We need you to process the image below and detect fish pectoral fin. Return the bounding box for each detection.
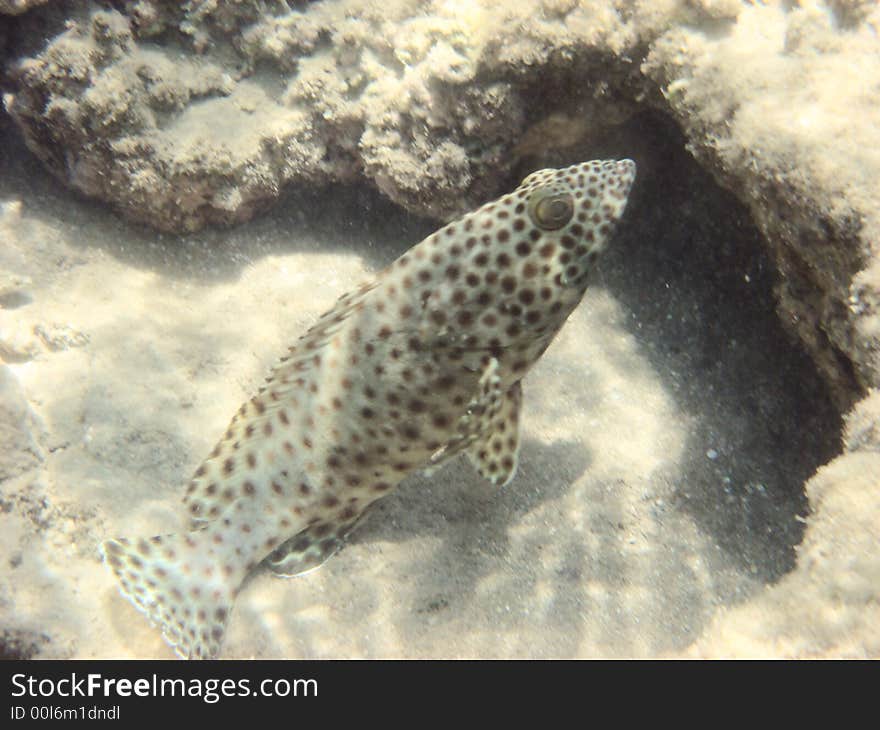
[434,357,503,464]
[465,379,522,487]
[427,358,522,486]
[263,508,370,578]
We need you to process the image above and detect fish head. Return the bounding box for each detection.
[488,159,637,345]
[517,158,636,287]
[411,158,637,380]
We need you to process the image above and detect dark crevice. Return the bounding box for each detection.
[577,110,843,579]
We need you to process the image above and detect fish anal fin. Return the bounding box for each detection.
[264,508,370,577]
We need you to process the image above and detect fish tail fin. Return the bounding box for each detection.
[100,532,236,659]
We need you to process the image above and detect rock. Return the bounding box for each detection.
[2,2,525,229]
[843,387,880,454]
[642,1,880,403]
[33,323,89,352]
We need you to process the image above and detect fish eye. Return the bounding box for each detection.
[528,190,573,230]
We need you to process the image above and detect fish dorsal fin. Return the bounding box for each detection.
[465,380,522,487]
[182,281,378,530]
[273,279,378,371]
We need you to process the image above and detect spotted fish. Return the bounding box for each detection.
[100,159,637,658]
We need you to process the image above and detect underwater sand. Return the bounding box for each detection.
[0,115,841,658]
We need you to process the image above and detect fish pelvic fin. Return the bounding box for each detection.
[100,531,237,659]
